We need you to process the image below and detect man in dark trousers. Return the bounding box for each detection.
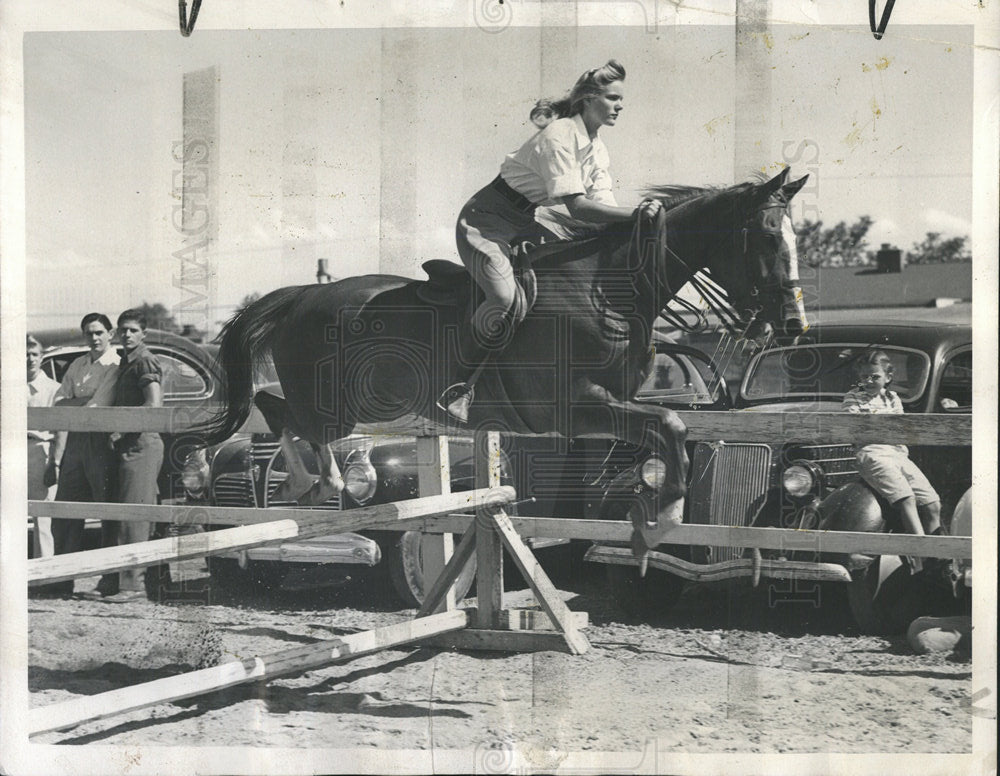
[47,313,120,597]
[96,309,165,603]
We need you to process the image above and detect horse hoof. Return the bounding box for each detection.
[299,481,341,507]
[271,479,315,504]
[637,498,685,549]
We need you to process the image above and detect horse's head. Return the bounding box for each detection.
[646,170,810,347]
[728,169,810,345]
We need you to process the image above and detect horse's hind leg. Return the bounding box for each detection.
[295,442,346,506]
[255,392,318,504]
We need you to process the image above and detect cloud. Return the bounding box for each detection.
[923,208,972,237]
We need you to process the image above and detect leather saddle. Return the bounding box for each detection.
[415,240,545,313]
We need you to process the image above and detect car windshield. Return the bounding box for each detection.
[741,344,932,404]
[636,351,723,406]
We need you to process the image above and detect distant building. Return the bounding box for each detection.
[316,258,333,284]
[875,243,905,273]
[807,261,971,309]
[180,324,206,343]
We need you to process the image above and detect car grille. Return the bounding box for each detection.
[688,442,771,563]
[212,472,256,507]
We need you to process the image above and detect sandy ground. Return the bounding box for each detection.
[27,552,973,759]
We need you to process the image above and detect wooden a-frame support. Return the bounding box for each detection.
[412,431,589,655]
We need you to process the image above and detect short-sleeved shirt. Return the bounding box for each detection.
[113,344,163,409]
[28,372,60,441]
[55,347,121,407]
[499,114,617,207]
[842,387,907,456]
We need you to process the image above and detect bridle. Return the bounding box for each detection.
[634,199,794,338]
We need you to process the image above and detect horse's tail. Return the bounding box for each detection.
[199,286,304,446]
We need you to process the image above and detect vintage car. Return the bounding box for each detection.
[180,333,728,605]
[30,329,223,559]
[183,427,500,605]
[583,321,972,633]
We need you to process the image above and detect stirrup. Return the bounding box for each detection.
[436,383,474,424]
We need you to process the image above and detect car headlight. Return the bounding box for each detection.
[640,457,668,489]
[182,449,210,497]
[343,460,377,504]
[782,461,821,499]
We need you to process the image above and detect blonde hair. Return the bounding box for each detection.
[530,60,626,128]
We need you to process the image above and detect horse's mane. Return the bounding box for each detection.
[522,179,757,270]
[644,181,755,214]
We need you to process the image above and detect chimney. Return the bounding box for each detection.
[316,258,332,284]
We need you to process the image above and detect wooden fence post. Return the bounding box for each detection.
[474,430,504,629]
[416,434,454,612]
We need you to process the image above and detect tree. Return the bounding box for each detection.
[797,215,874,268]
[238,292,261,310]
[907,232,971,265]
[215,293,262,330]
[133,302,180,332]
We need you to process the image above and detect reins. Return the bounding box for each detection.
[629,200,785,339]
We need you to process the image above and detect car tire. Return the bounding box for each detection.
[606,563,685,617]
[386,530,477,608]
[846,556,914,635]
[848,554,960,635]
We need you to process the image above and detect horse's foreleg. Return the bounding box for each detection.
[569,380,689,572]
[296,442,346,506]
[270,429,319,504]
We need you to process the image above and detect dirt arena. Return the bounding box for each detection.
[27,554,973,758]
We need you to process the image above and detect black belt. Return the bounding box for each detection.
[490,175,537,213]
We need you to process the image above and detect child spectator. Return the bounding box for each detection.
[843,351,943,572]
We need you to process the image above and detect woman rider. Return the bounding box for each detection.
[438,59,662,422]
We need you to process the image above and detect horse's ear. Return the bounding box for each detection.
[751,168,790,204]
[781,174,810,201]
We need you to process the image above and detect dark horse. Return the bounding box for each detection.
[201,169,809,558]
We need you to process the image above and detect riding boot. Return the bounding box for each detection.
[437,291,525,423]
[436,327,510,423]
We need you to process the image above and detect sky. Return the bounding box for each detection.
[23,24,974,331]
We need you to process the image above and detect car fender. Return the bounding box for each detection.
[816,480,890,570]
[817,480,887,534]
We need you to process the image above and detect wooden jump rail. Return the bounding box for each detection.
[24,406,972,736]
[26,504,972,566]
[29,405,973,447]
[26,489,515,586]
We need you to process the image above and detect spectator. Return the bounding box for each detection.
[97,309,164,604]
[26,334,59,559]
[48,313,120,597]
[843,350,943,573]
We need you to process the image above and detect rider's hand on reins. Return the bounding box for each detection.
[636,199,663,220]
